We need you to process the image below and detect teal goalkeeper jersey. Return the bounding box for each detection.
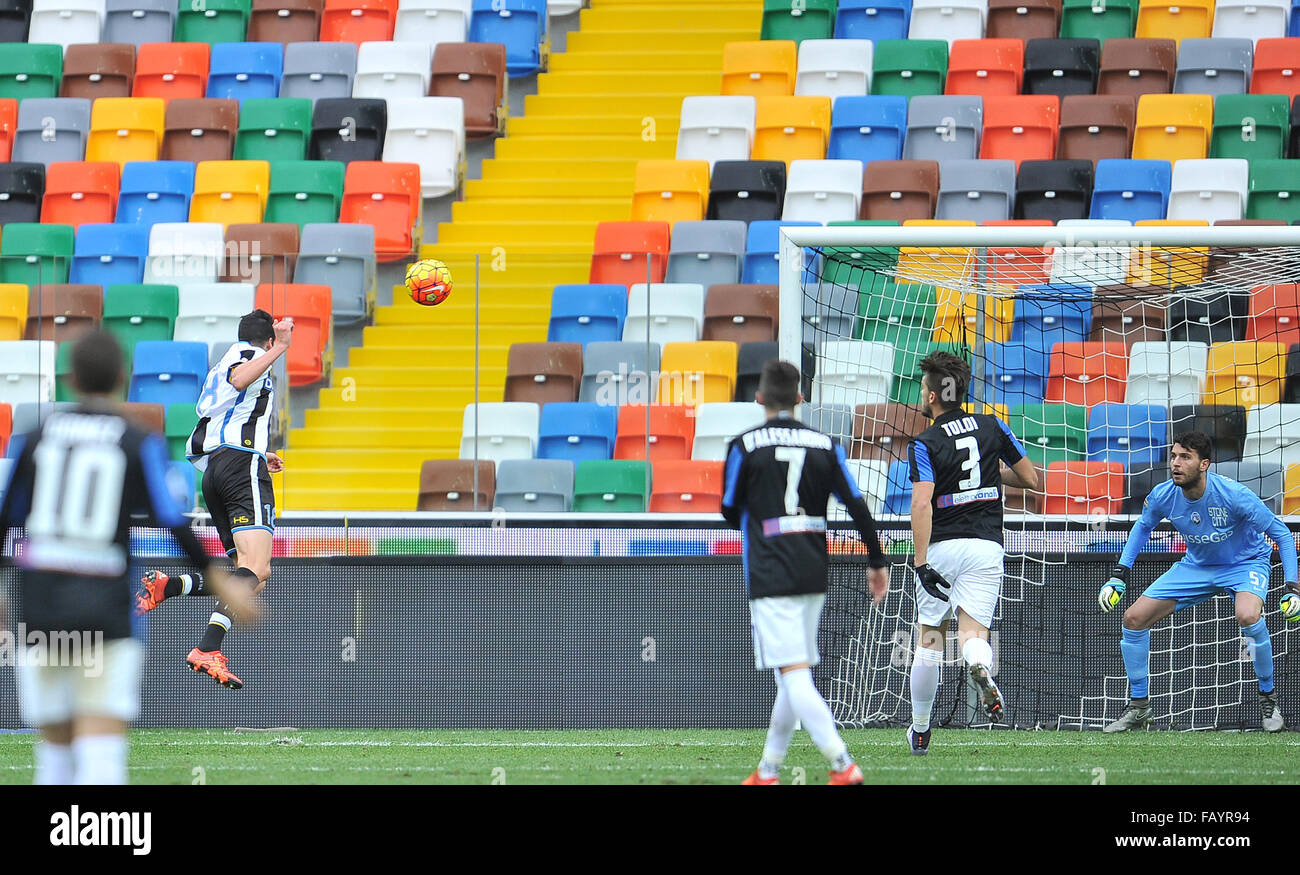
[1121,472,1299,581]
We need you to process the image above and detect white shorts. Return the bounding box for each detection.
[750,593,826,670]
[15,637,142,727]
[915,539,1005,630]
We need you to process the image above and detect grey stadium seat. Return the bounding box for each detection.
[13,99,92,166]
[902,95,982,162]
[1213,460,1283,513]
[1173,38,1253,98]
[579,341,661,404]
[664,220,748,288]
[293,223,377,326]
[935,158,1016,223]
[0,458,12,504]
[802,402,856,444]
[104,0,176,45]
[280,42,359,102]
[12,401,76,435]
[493,459,575,512]
[803,282,858,348]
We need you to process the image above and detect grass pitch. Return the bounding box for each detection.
[0,729,1296,785]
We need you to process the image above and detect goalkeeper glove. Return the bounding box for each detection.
[1281,583,1300,623]
[1098,564,1130,613]
[914,564,952,602]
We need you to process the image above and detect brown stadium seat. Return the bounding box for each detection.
[702,284,778,343]
[861,160,939,222]
[25,284,103,344]
[986,0,1060,40]
[431,42,507,139]
[503,342,583,406]
[224,223,300,285]
[1089,284,1169,347]
[60,44,136,101]
[1206,219,1288,281]
[851,403,929,461]
[1057,95,1136,165]
[418,459,494,511]
[1097,39,1176,98]
[247,0,324,44]
[160,98,239,164]
[121,401,165,434]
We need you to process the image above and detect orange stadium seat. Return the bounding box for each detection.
[255,282,332,385]
[1045,341,1129,406]
[614,404,695,461]
[40,162,120,229]
[752,96,832,166]
[503,342,584,406]
[1042,460,1125,515]
[1248,283,1300,347]
[0,402,10,454]
[980,95,1059,168]
[0,99,15,162]
[630,160,711,226]
[1252,38,1300,99]
[721,40,797,97]
[589,221,671,287]
[945,39,1024,98]
[320,0,397,44]
[132,43,211,103]
[338,161,421,262]
[649,460,724,513]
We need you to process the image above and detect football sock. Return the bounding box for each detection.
[164,572,208,599]
[72,734,127,785]
[910,646,943,733]
[1121,626,1150,700]
[780,668,852,770]
[34,741,73,785]
[962,636,994,670]
[758,670,796,779]
[1242,618,1274,694]
[197,567,259,652]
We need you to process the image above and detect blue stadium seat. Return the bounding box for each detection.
[116,161,195,228]
[548,284,627,346]
[469,0,547,77]
[835,0,912,40]
[884,459,912,514]
[978,341,1049,406]
[166,459,196,512]
[70,223,151,286]
[128,340,209,407]
[1087,403,1168,469]
[827,95,908,163]
[1011,284,1094,351]
[1089,159,1171,223]
[207,42,284,102]
[537,401,618,462]
[742,220,820,285]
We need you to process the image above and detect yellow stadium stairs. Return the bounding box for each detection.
[279,0,761,511]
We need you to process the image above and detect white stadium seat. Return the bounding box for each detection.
[623,283,705,346]
[143,222,224,287]
[691,401,766,460]
[676,96,756,166]
[383,96,466,198]
[459,402,540,462]
[352,41,434,100]
[782,159,864,223]
[795,39,873,99]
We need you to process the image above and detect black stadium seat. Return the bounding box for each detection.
[707,160,786,222]
[309,97,386,164]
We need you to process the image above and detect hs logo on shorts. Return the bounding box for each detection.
[232,515,250,525]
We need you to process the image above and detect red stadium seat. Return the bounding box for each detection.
[1252,39,1300,100]
[41,162,120,229]
[255,282,332,385]
[589,221,670,287]
[1248,283,1300,347]
[614,404,695,461]
[0,402,10,453]
[945,39,1025,98]
[980,95,1059,168]
[649,460,724,512]
[320,0,397,44]
[981,219,1053,286]
[0,99,18,162]
[338,161,421,262]
[1045,341,1128,406]
[1042,460,1125,515]
[132,43,211,103]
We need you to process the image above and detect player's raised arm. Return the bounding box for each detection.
[1099,488,1166,613]
[228,315,293,392]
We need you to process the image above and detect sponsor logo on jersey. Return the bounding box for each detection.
[1210,506,1228,527]
[1191,512,1201,526]
[936,486,1000,508]
[232,515,250,525]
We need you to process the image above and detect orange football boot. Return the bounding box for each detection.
[741,770,780,785]
[186,647,243,690]
[135,570,170,615]
[827,763,864,785]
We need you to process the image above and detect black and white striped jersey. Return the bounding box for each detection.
[187,341,275,472]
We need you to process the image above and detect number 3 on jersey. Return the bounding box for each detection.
[775,446,806,515]
[955,435,981,491]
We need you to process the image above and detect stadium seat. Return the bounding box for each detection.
[143,221,222,286]
[979,341,1049,405]
[741,220,817,285]
[416,459,493,510]
[836,0,913,40]
[1173,38,1252,97]
[1009,401,1088,465]
[70,222,148,286]
[1215,458,1285,510]
[382,96,465,198]
[763,0,835,41]
[1041,460,1125,515]
[115,160,193,227]
[1214,0,1289,37]
[224,222,298,286]
[1167,158,1247,223]
[174,0,250,43]
[101,282,177,366]
[13,98,91,166]
[782,159,863,223]
[337,160,420,261]
[802,402,855,443]
[870,39,948,98]
[861,159,939,221]
[690,401,764,460]
[0,44,60,102]
[1246,159,1300,222]
[1013,283,1094,349]
[28,0,105,48]
[127,339,207,406]
[1014,160,1092,222]
[735,340,777,401]
[1087,402,1167,467]
[132,42,209,102]
[547,284,626,346]
[1168,286,1248,343]
[1056,95,1137,165]
[1132,94,1212,161]
[309,97,386,163]
[795,39,873,100]
[909,0,987,42]
[1251,38,1300,98]
[40,161,119,229]
[492,458,573,512]
[320,0,396,44]
[86,97,164,167]
[1204,340,1288,408]
[0,0,26,41]
[535,401,616,462]
[60,44,134,102]
[1250,283,1300,347]
[721,40,797,98]
[352,40,430,100]
[1136,0,1214,43]
[902,95,982,162]
[752,96,832,167]
[0,161,41,224]
[589,221,670,287]
[247,0,323,44]
[0,223,72,287]
[702,284,779,344]
[827,95,907,163]
[707,160,786,223]
[1089,159,1171,222]
[849,402,928,461]
[1089,285,1168,346]
[614,404,693,460]
[207,42,283,102]
[664,220,746,288]
[255,281,331,384]
[579,341,660,406]
[1097,38,1177,98]
[189,160,270,228]
[467,0,545,77]
[935,158,1015,222]
[173,281,254,348]
[265,159,345,228]
[890,339,969,404]
[159,98,237,163]
[103,0,172,45]
[676,96,755,166]
[659,340,738,406]
[280,41,357,102]
[980,96,1059,167]
[833,459,890,517]
[292,221,374,325]
[1210,95,1289,161]
[1125,340,1208,406]
[648,460,724,513]
[882,457,913,514]
[502,341,582,406]
[1170,402,1246,460]
[858,275,937,349]
[623,283,704,346]
[393,0,470,47]
[233,98,311,163]
[0,340,55,406]
[944,39,1022,99]
[813,340,893,406]
[1023,38,1100,98]
[1243,402,1300,470]
[429,41,505,139]
[987,0,1060,38]
[572,460,649,513]
[0,284,25,340]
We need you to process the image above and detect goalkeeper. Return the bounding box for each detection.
[1098,431,1298,733]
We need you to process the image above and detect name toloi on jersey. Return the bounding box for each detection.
[187,341,275,469]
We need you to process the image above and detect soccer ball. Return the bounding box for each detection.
[405,259,453,306]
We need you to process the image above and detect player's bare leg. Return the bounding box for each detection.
[958,612,1003,723]
[776,661,863,785]
[33,722,74,785]
[1104,595,1176,732]
[1235,591,1283,732]
[188,529,271,689]
[71,715,128,785]
[908,622,945,755]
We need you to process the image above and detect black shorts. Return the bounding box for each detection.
[202,448,276,555]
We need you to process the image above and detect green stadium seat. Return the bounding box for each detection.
[1009,402,1089,466]
[892,341,969,405]
[234,98,314,162]
[1060,0,1137,41]
[265,160,345,228]
[0,44,62,101]
[871,39,947,98]
[857,280,937,351]
[174,0,252,44]
[761,0,836,43]
[102,283,179,370]
[572,459,650,512]
[1210,95,1289,161]
[165,402,198,461]
[1247,159,1300,222]
[0,224,73,288]
[54,340,74,402]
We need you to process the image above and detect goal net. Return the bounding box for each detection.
[778,224,1300,730]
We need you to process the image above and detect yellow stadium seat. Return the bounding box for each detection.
[85,98,165,167]
[1285,464,1300,515]
[1203,341,1288,409]
[721,40,797,97]
[1136,0,1214,45]
[933,286,1014,344]
[752,96,832,166]
[189,160,271,228]
[897,219,975,285]
[0,284,27,341]
[1132,94,1212,162]
[659,340,739,405]
[1128,219,1209,287]
[629,159,711,225]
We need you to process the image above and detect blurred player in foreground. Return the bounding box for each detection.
[0,330,257,783]
[1099,431,1299,733]
[722,360,890,786]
